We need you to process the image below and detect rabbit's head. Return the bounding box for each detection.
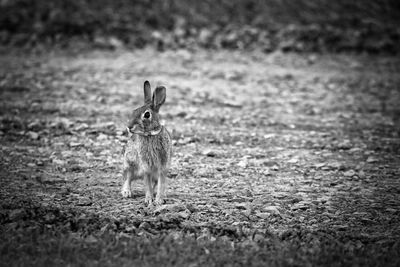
[127,81,166,134]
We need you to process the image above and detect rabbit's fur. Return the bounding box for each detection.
[121,81,172,205]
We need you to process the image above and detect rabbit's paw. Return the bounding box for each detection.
[154,197,165,206]
[121,187,132,198]
[144,195,154,206]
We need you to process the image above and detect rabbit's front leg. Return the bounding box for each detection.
[121,166,133,198]
[144,174,154,205]
[155,171,166,205]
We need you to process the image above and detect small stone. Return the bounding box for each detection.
[328,162,343,170]
[138,222,151,229]
[314,163,326,169]
[221,100,242,108]
[255,212,271,219]
[27,120,41,129]
[177,210,191,219]
[238,160,247,168]
[27,131,39,140]
[61,151,74,157]
[177,137,192,145]
[202,149,217,157]
[271,164,279,171]
[366,156,378,163]
[291,202,310,210]
[343,170,356,177]
[263,168,271,176]
[69,142,82,147]
[349,147,362,153]
[94,36,123,49]
[263,206,281,215]
[357,170,366,178]
[52,159,65,165]
[74,123,89,131]
[263,134,275,139]
[97,133,108,140]
[337,140,352,150]
[234,203,248,210]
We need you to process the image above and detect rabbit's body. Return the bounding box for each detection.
[121,81,172,205]
[123,128,172,177]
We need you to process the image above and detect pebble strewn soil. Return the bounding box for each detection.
[0,49,399,266]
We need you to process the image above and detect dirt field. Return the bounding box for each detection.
[1,49,399,266]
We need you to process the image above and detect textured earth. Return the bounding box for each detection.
[0,49,399,266]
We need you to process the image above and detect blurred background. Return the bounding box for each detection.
[1,0,399,53]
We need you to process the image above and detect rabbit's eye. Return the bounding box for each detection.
[143,110,151,119]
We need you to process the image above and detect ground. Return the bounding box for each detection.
[0,48,399,266]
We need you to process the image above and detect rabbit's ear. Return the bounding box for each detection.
[152,86,166,112]
[144,81,152,104]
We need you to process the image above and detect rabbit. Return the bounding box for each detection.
[121,80,172,206]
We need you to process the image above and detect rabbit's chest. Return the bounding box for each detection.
[124,137,167,175]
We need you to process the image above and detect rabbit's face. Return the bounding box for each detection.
[127,81,166,134]
[128,104,160,133]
